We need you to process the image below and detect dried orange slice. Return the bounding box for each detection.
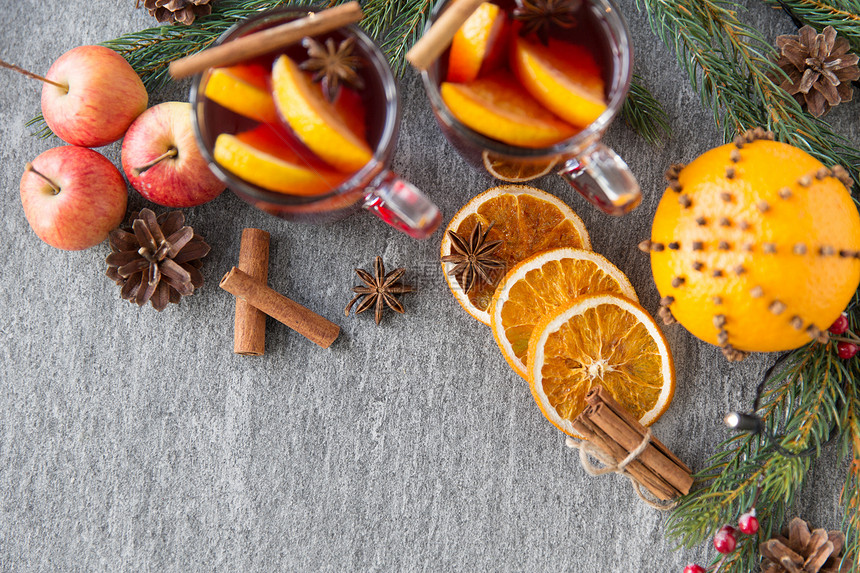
[441,185,590,325]
[271,54,372,172]
[511,36,607,128]
[490,248,637,379]
[527,294,675,436]
[214,125,347,195]
[447,1,507,83]
[440,71,578,148]
[482,151,557,182]
[204,64,279,124]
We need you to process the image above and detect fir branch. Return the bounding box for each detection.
[840,351,860,568]
[25,114,52,139]
[372,0,433,76]
[764,0,860,51]
[621,74,672,145]
[668,342,851,573]
[106,0,320,92]
[635,0,860,183]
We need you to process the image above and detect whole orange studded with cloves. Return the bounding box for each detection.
[641,128,860,361]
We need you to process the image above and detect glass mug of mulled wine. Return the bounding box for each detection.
[190,7,442,239]
[420,0,639,215]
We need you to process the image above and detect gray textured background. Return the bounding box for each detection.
[1,0,857,571]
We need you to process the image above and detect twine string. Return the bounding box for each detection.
[565,430,678,511]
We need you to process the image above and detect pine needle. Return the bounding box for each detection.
[622,74,672,146]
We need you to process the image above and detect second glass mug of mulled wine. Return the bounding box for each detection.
[419,0,639,215]
[190,7,442,239]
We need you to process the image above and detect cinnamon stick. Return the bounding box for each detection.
[406,0,485,71]
[586,386,693,475]
[169,1,364,79]
[589,402,693,496]
[220,267,340,348]
[234,228,270,356]
[575,409,677,501]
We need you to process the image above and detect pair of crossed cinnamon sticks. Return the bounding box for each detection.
[220,228,340,355]
[572,386,693,501]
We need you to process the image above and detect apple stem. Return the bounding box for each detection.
[25,163,61,195]
[0,59,69,93]
[132,147,179,177]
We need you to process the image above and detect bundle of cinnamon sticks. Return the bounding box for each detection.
[572,386,693,501]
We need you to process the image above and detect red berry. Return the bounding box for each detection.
[829,313,849,335]
[738,509,759,535]
[683,565,706,573]
[837,341,859,359]
[714,525,737,554]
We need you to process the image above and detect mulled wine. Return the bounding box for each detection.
[191,8,441,237]
[420,0,641,215]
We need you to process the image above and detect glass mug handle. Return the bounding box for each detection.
[557,143,642,216]
[363,171,442,239]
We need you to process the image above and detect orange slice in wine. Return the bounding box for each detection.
[271,54,373,173]
[213,124,348,195]
[447,2,507,83]
[204,64,279,124]
[440,71,578,148]
[511,36,607,128]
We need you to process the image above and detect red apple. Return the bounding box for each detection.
[121,101,226,207]
[20,146,128,251]
[41,45,148,147]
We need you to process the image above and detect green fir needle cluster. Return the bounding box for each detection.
[765,0,860,52]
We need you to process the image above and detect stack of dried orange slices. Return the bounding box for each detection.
[441,185,675,436]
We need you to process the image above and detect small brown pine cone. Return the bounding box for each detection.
[759,517,851,573]
[105,209,210,311]
[142,0,214,25]
[774,26,860,117]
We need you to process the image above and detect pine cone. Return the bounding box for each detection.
[142,0,214,25]
[106,209,210,311]
[775,25,860,117]
[760,517,851,573]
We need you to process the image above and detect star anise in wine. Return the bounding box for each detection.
[442,222,505,294]
[513,0,581,44]
[345,257,414,325]
[300,36,365,102]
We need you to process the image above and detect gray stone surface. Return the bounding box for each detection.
[0,0,856,571]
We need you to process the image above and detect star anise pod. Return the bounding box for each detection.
[513,0,581,44]
[344,257,414,324]
[442,222,505,294]
[105,209,210,311]
[775,25,860,117]
[300,36,365,102]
